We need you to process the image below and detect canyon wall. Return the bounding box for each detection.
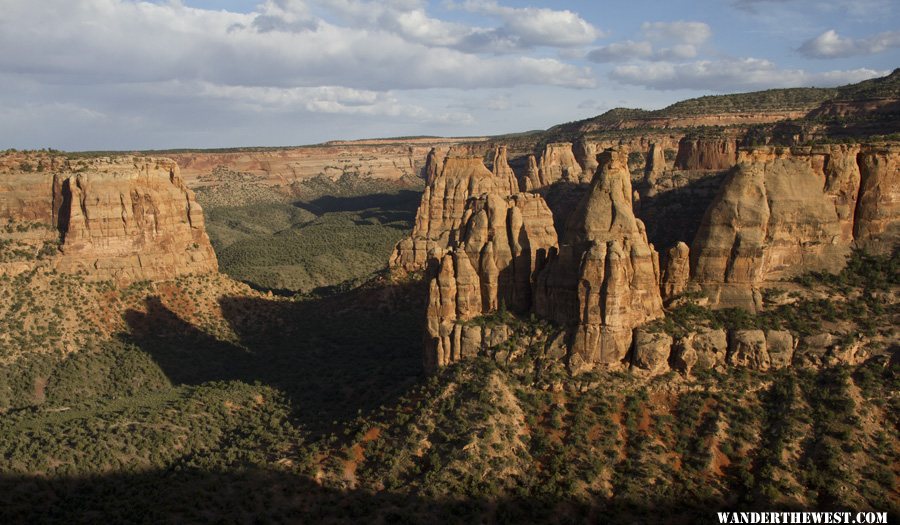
[424,192,557,369]
[690,144,899,310]
[533,148,663,370]
[410,139,898,372]
[0,153,218,282]
[390,147,519,272]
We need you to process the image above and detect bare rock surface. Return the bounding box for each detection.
[1,153,217,282]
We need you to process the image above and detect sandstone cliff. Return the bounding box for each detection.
[674,137,738,171]
[854,144,900,254]
[424,192,557,369]
[689,144,899,309]
[533,148,663,370]
[1,153,218,282]
[524,143,586,190]
[390,148,519,272]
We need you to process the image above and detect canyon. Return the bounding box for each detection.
[1,69,898,524]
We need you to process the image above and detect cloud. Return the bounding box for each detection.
[798,29,900,58]
[610,58,887,91]
[640,21,712,45]
[733,0,892,16]
[587,41,653,62]
[252,0,318,32]
[0,0,594,92]
[454,0,603,48]
[586,20,709,63]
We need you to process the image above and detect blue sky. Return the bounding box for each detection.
[1,0,897,150]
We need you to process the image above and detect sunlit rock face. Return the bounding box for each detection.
[0,153,217,282]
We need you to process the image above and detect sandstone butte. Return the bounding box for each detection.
[0,153,218,282]
[691,143,899,310]
[397,137,899,374]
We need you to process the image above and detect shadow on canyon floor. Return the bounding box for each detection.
[0,467,741,525]
[294,190,421,218]
[121,279,426,437]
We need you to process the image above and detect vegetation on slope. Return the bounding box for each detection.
[195,170,422,294]
[0,248,896,523]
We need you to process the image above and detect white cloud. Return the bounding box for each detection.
[798,29,900,58]
[0,0,594,92]
[640,21,712,46]
[586,20,708,63]
[454,0,603,48]
[610,58,887,91]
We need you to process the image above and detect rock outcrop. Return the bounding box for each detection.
[424,192,558,369]
[671,328,728,375]
[490,146,521,195]
[1,154,218,282]
[854,144,900,254]
[390,150,518,272]
[573,138,599,176]
[524,143,586,190]
[674,137,738,171]
[631,329,673,376]
[534,148,663,369]
[661,242,690,301]
[644,142,666,178]
[690,144,899,310]
[690,149,852,310]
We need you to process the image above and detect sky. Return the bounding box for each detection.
[1,0,898,150]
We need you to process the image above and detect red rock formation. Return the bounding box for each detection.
[424,192,557,369]
[644,142,666,178]
[661,242,690,301]
[674,137,737,171]
[573,138,599,176]
[54,158,218,281]
[689,144,898,310]
[534,148,663,370]
[690,149,852,310]
[854,144,900,254]
[390,149,519,272]
[490,146,521,195]
[0,154,218,282]
[524,143,586,190]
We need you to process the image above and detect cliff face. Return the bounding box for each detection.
[424,192,557,369]
[390,148,519,272]
[533,148,663,370]
[854,144,900,254]
[689,144,898,309]
[420,148,664,371]
[524,143,586,190]
[0,153,218,282]
[398,131,897,373]
[674,137,738,171]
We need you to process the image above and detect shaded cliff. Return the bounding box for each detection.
[533,148,663,370]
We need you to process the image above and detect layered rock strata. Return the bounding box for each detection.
[533,148,663,370]
[690,144,898,310]
[390,149,517,272]
[0,154,218,282]
[854,144,900,254]
[674,137,738,171]
[424,193,558,369]
[661,242,690,301]
[524,143,586,190]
